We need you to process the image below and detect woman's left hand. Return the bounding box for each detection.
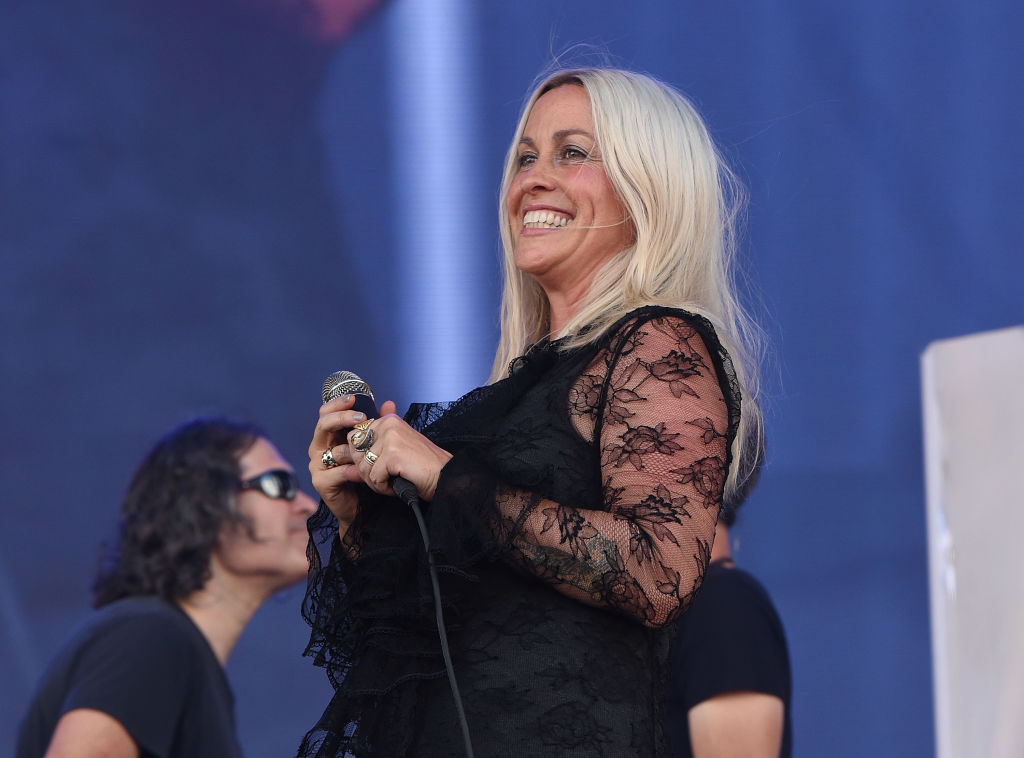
[348,400,453,501]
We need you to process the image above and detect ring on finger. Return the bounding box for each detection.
[363,450,379,466]
[352,426,375,452]
[322,447,339,469]
[350,420,373,449]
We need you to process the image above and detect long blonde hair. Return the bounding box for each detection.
[492,67,764,498]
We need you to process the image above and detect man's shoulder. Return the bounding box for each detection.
[74,597,200,655]
[684,562,783,633]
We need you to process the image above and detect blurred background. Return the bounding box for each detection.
[2,0,1020,756]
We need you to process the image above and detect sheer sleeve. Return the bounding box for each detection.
[432,312,735,628]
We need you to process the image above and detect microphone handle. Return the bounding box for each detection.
[389,475,420,507]
[348,393,419,507]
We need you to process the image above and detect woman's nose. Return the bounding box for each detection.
[523,160,557,193]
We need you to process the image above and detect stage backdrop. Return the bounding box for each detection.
[2,1,1021,756]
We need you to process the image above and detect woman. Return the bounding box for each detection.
[301,68,763,758]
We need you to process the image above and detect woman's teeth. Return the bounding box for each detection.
[523,210,570,228]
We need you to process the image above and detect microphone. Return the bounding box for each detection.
[321,370,419,506]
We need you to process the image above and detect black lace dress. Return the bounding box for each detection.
[299,306,741,758]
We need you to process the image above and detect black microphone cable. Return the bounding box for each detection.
[403,487,475,758]
[321,372,476,758]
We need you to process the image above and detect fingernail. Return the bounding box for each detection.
[341,394,352,402]
[353,412,364,421]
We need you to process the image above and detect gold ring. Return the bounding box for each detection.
[352,426,376,452]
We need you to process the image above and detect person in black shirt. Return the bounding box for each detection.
[667,485,792,758]
[17,417,317,758]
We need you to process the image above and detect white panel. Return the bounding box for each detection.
[922,325,1024,758]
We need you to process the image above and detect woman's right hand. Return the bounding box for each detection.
[308,394,370,528]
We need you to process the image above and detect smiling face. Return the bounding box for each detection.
[213,438,316,596]
[505,84,634,308]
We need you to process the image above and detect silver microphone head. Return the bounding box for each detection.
[321,370,375,404]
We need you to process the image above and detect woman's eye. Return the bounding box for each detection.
[516,153,537,169]
[561,146,588,161]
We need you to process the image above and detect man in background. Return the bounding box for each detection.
[17,417,317,757]
[668,482,793,758]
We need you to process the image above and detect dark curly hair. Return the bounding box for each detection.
[92,417,265,608]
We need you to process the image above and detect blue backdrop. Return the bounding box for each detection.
[2,1,1021,756]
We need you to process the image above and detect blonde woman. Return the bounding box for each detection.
[303,68,764,758]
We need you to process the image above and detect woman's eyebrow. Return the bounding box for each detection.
[553,129,593,141]
[518,129,595,147]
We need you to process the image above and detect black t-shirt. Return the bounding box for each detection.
[16,596,241,758]
[667,560,792,758]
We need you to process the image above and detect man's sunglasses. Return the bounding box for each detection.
[239,469,300,501]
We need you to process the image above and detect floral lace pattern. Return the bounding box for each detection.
[299,307,741,758]
[485,312,733,629]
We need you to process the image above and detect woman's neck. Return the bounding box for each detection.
[543,279,595,339]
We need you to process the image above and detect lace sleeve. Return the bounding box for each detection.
[433,313,734,628]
